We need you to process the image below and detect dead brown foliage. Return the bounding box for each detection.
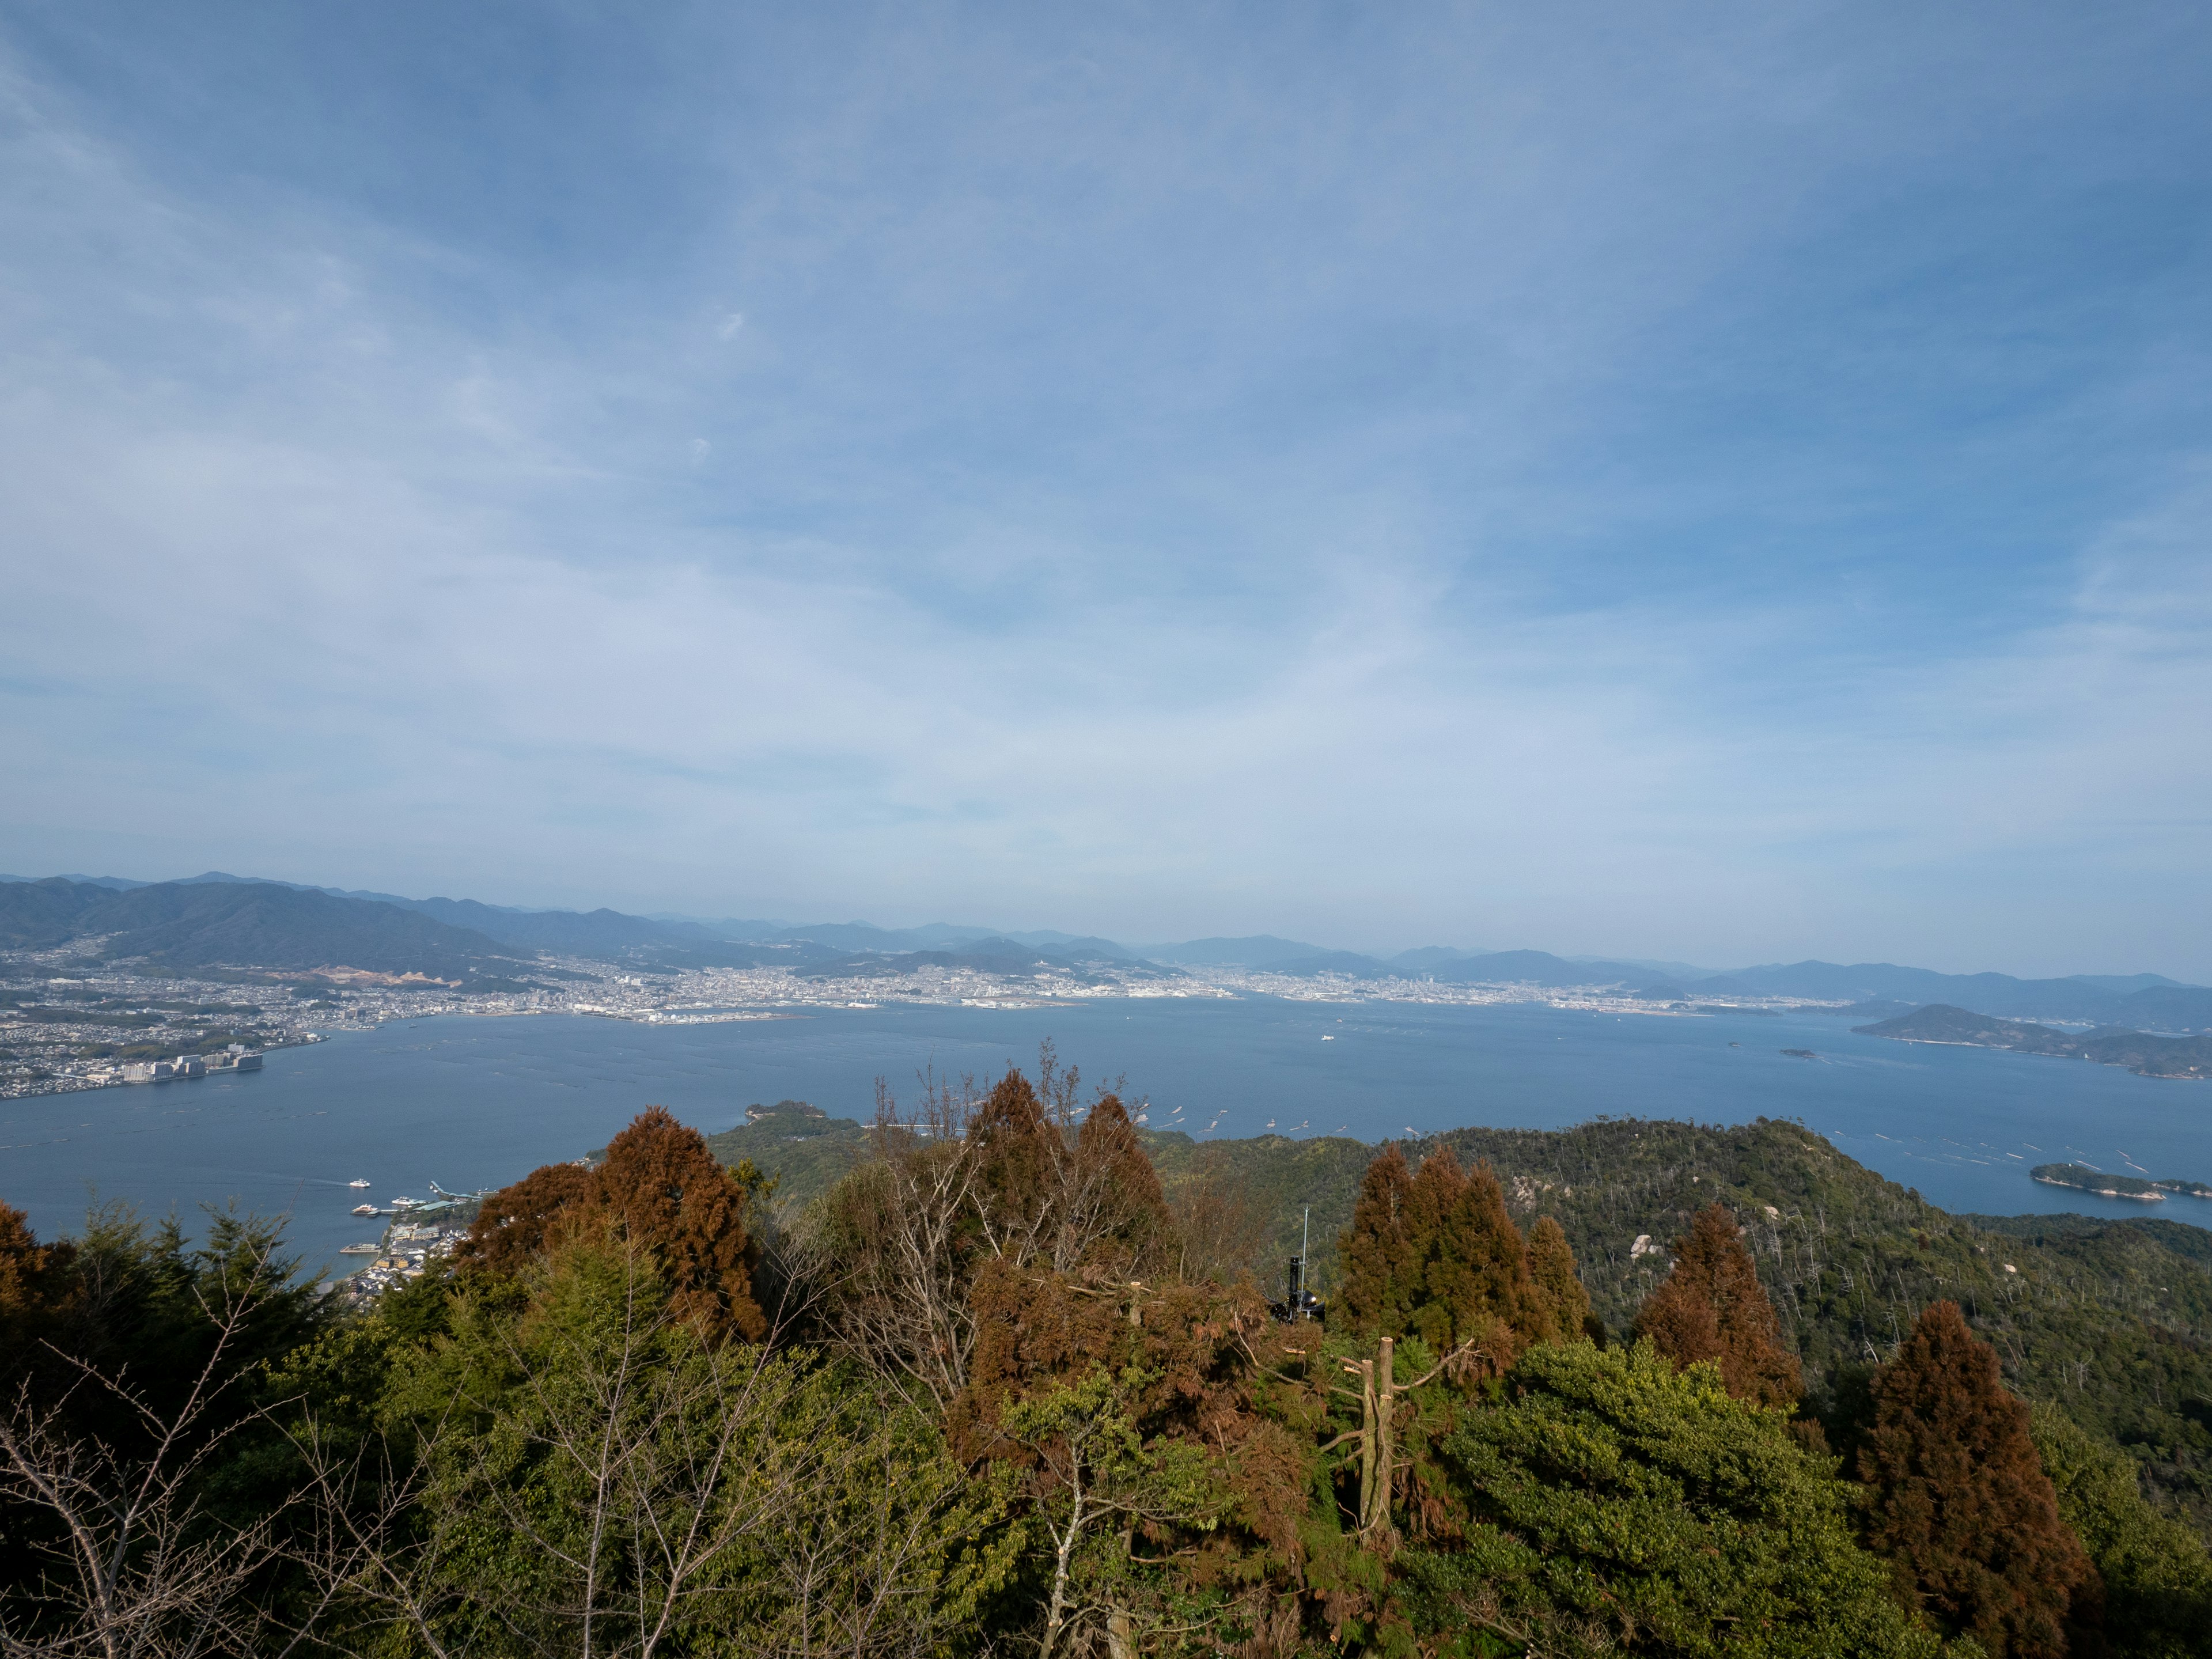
[1859,1300,2097,1658]
[1632,1201,1802,1408]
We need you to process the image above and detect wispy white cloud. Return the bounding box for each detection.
[1,5,2208,975]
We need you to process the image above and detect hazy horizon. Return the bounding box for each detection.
[4,863,2205,986]
[3,6,2209,980]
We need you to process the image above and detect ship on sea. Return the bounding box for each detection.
[351,1203,377,1216]
[348,1179,371,1188]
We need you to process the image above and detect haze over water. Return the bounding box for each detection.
[2,998,2202,1275]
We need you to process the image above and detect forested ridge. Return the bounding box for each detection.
[3,1059,2209,1658]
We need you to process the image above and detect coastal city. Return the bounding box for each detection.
[0,939,1823,1101]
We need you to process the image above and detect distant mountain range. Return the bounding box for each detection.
[2,872,2205,1028]
[0,877,522,981]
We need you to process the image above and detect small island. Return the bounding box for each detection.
[2032,1163,2162,1200]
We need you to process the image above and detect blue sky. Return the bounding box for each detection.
[2,3,2209,976]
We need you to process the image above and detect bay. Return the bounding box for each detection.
[1,996,2206,1277]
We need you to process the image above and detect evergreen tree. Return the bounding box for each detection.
[591,1105,769,1341]
[971,1066,1060,1243]
[1412,1149,1546,1364]
[1338,1145,1419,1336]
[2031,1400,2212,1659]
[0,1201,73,1383]
[1524,1214,1592,1345]
[1634,1201,1802,1408]
[1860,1300,2096,1659]
[1400,1340,1951,1658]
[457,1107,767,1340]
[1069,1092,1174,1275]
[1340,1146,1548,1370]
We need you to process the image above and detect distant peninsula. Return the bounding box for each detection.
[1853,1003,2212,1081]
[2031,1163,2212,1203]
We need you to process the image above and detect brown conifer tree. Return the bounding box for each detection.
[969,1066,1062,1263]
[1859,1300,2096,1658]
[1632,1202,1801,1408]
[1524,1215,1592,1344]
[1069,1093,1173,1275]
[459,1108,767,1340]
[1338,1145,1419,1336]
[455,1161,596,1279]
[1341,1146,1547,1367]
[0,1201,74,1385]
[1414,1149,1546,1365]
[590,1106,768,1341]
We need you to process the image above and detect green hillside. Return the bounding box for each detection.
[1199,1116,2212,1533]
[709,1105,2212,1533]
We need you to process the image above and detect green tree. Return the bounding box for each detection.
[1524,1214,1593,1345]
[345,1229,1009,1658]
[2028,1401,2212,1659]
[1400,1340,1955,1658]
[1859,1301,2096,1659]
[1000,1365,1224,1659]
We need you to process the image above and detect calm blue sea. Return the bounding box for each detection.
[2,997,2206,1275]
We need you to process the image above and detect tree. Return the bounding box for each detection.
[811,1053,1186,1412]
[315,1229,1010,1659]
[1000,1366,1222,1659]
[591,1106,768,1341]
[952,1255,1320,1654]
[0,1202,75,1378]
[1340,1146,1548,1372]
[455,1108,767,1342]
[1400,1340,1955,1658]
[0,1221,325,1659]
[2029,1400,2211,1659]
[1338,1146,1419,1338]
[453,1161,594,1281]
[1633,1202,1802,1408]
[1859,1300,2096,1659]
[1524,1215,1593,1346]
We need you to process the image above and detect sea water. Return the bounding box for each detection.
[1,997,2205,1275]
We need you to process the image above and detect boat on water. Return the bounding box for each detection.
[351,1203,377,1216]
[347,1179,371,1188]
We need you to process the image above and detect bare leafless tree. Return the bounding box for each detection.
[807,1047,1179,1412]
[0,1240,313,1659]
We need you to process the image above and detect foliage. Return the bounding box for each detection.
[1525,1215,1594,1346]
[1633,1202,1804,1408]
[13,1081,2212,1658]
[1400,1340,1954,1659]
[1859,1301,2095,1658]
[0,1206,331,1658]
[1338,1145,1551,1370]
[359,1229,1013,1657]
[456,1105,767,1340]
[1190,1116,2212,1535]
[999,1365,1227,1659]
[2029,1402,2212,1658]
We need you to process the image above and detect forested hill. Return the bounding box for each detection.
[706,1101,2212,1532]
[1165,1118,2212,1530]
[0,877,523,979]
[1857,1002,2212,1080]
